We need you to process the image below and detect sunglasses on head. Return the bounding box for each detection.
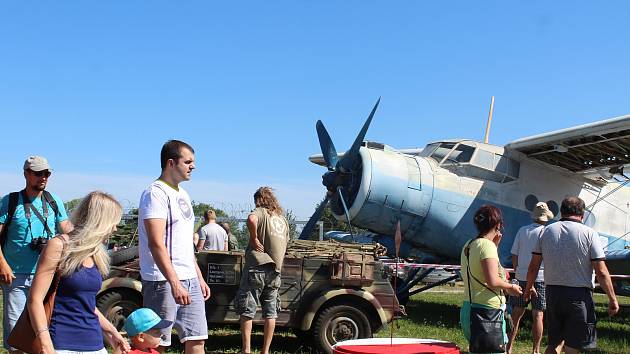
[29,170,51,177]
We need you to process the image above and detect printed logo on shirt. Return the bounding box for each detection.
[270,215,287,237]
[177,197,193,220]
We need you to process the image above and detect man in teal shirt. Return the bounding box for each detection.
[0,156,72,353]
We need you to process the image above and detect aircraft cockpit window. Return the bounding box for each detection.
[455,147,521,183]
[425,142,456,162]
[419,143,440,158]
[442,143,475,164]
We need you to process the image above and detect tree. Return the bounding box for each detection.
[303,200,360,240]
[284,209,299,240]
[64,198,83,213]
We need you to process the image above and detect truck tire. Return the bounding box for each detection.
[97,289,142,331]
[110,246,139,266]
[312,304,372,354]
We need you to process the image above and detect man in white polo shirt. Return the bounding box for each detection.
[138,140,211,354]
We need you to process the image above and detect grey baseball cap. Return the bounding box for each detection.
[23,156,51,172]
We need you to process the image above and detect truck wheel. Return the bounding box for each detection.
[97,290,142,331]
[312,304,372,353]
[110,246,139,266]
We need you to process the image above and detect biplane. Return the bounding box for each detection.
[300,100,630,297]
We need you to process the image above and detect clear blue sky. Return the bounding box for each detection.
[1,1,629,219]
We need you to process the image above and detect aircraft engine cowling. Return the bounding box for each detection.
[330,146,434,238]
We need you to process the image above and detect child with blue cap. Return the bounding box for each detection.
[124,308,173,354]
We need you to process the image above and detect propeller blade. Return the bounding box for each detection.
[336,187,354,238]
[337,97,380,172]
[395,220,402,258]
[316,120,339,170]
[298,194,330,240]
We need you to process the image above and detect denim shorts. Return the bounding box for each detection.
[142,278,208,346]
[236,264,281,319]
[1,273,34,350]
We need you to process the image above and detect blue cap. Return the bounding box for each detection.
[124,308,172,337]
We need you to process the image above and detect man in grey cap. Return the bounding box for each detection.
[0,156,72,353]
[525,197,618,354]
[506,202,554,354]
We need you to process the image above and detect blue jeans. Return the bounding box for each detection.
[1,274,34,350]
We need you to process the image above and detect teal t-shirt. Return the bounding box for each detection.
[0,192,68,274]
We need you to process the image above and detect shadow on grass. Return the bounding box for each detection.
[200,326,315,354]
[404,297,462,329]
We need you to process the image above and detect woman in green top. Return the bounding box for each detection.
[460,205,522,354]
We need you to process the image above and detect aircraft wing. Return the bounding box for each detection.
[505,115,630,177]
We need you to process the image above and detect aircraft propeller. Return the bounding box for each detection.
[298,98,380,240]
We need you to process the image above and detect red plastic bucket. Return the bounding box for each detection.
[333,338,460,354]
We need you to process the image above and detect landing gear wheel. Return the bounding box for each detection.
[97,290,142,331]
[312,304,371,354]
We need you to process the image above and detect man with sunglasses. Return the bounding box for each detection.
[0,155,72,353]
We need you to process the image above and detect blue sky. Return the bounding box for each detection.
[1,1,629,219]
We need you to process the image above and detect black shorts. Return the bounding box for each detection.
[546,285,597,350]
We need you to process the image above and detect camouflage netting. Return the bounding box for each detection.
[286,239,387,258]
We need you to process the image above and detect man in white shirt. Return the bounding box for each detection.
[197,209,228,251]
[506,202,553,354]
[138,140,211,354]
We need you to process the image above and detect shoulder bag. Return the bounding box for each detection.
[464,239,506,353]
[7,235,66,354]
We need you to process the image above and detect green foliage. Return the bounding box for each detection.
[192,201,227,218]
[63,198,83,213]
[284,209,299,240]
[303,200,364,240]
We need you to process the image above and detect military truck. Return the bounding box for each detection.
[98,240,402,353]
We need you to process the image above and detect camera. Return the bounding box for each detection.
[30,237,48,253]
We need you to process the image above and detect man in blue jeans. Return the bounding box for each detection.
[0,156,72,353]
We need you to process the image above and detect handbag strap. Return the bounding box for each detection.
[464,238,503,304]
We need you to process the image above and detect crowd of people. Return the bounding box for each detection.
[0,141,623,354]
[0,139,289,354]
[461,199,619,354]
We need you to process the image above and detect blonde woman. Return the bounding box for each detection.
[27,191,130,354]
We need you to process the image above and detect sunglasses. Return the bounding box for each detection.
[29,170,51,178]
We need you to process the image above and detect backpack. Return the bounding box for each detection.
[0,190,60,249]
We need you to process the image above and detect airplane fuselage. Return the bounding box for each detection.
[332,141,630,265]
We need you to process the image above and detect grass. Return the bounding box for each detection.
[377,288,630,354]
[2,287,629,353]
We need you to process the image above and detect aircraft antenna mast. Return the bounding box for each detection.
[483,96,495,144]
